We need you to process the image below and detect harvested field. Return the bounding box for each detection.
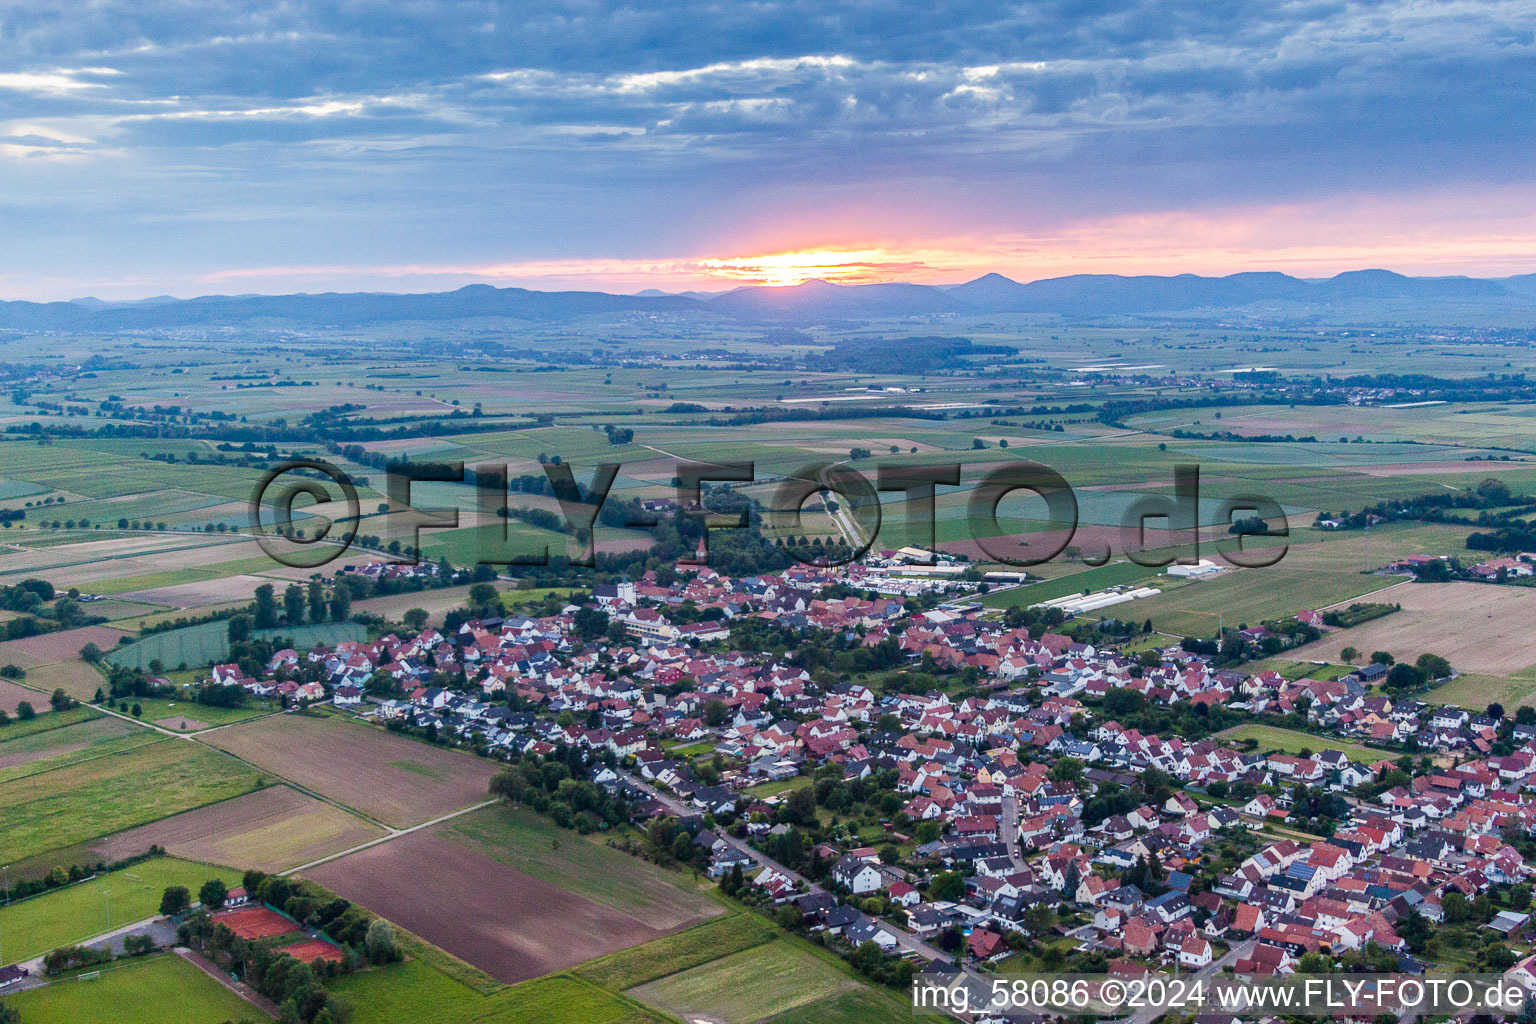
[1290,581,1536,677]
[0,533,196,577]
[9,628,130,666]
[153,715,210,730]
[206,714,498,827]
[91,784,387,872]
[305,831,666,984]
[354,583,480,626]
[26,658,114,701]
[0,676,43,714]
[215,905,299,939]
[278,938,345,963]
[447,805,720,930]
[116,573,269,608]
[31,538,258,588]
[0,624,131,666]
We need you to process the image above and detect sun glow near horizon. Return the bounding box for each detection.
[696,248,940,286]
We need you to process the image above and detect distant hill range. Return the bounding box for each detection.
[5,269,1536,329]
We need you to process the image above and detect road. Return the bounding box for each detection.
[999,796,1027,872]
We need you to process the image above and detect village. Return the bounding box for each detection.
[169,549,1536,1014]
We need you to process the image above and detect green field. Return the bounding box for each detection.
[766,986,917,1024]
[0,856,241,964]
[108,620,367,671]
[981,560,1163,608]
[1215,723,1392,762]
[629,939,857,1024]
[0,704,102,742]
[575,912,775,991]
[1125,567,1400,637]
[0,738,268,862]
[117,695,275,731]
[1427,672,1536,711]
[0,953,256,1024]
[0,719,160,785]
[331,966,666,1024]
[444,806,717,928]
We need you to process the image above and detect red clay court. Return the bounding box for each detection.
[277,938,344,964]
[213,906,298,939]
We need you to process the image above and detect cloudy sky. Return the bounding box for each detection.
[2,0,1534,299]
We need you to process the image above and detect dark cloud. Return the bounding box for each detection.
[0,0,1531,294]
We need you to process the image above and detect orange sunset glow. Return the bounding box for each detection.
[695,249,937,286]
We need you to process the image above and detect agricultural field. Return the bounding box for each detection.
[0,736,269,863]
[107,619,366,672]
[1215,723,1394,763]
[1290,581,1536,677]
[0,952,259,1024]
[573,912,775,991]
[0,676,45,715]
[445,806,721,930]
[330,966,667,1024]
[0,703,100,742]
[628,938,861,1024]
[0,715,157,781]
[0,625,131,668]
[206,713,498,827]
[0,856,240,964]
[89,784,386,872]
[305,830,666,983]
[1124,566,1402,637]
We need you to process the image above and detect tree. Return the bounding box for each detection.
[1386,663,1425,691]
[930,871,966,902]
[785,783,817,826]
[160,885,192,916]
[1370,650,1394,666]
[130,703,141,718]
[228,613,252,643]
[1416,652,1453,681]
[1340,646,1358,663]
[364,918,399,964]
[703,699,729,727]
[329,587,351,622]
[467,582,499,612]
[308,579,326,623]
[283,584,306,625]
[199,878,228,911]
[1049,757,1084,784]
[79,641,102,663]
[253,583,278,629]
[403,607,430,631]
[49,688,71,712]
[15,701,34,721]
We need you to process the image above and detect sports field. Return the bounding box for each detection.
[0,952,257,1024]
[0,856,240,964]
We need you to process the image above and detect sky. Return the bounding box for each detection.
[1,0,1534,300]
